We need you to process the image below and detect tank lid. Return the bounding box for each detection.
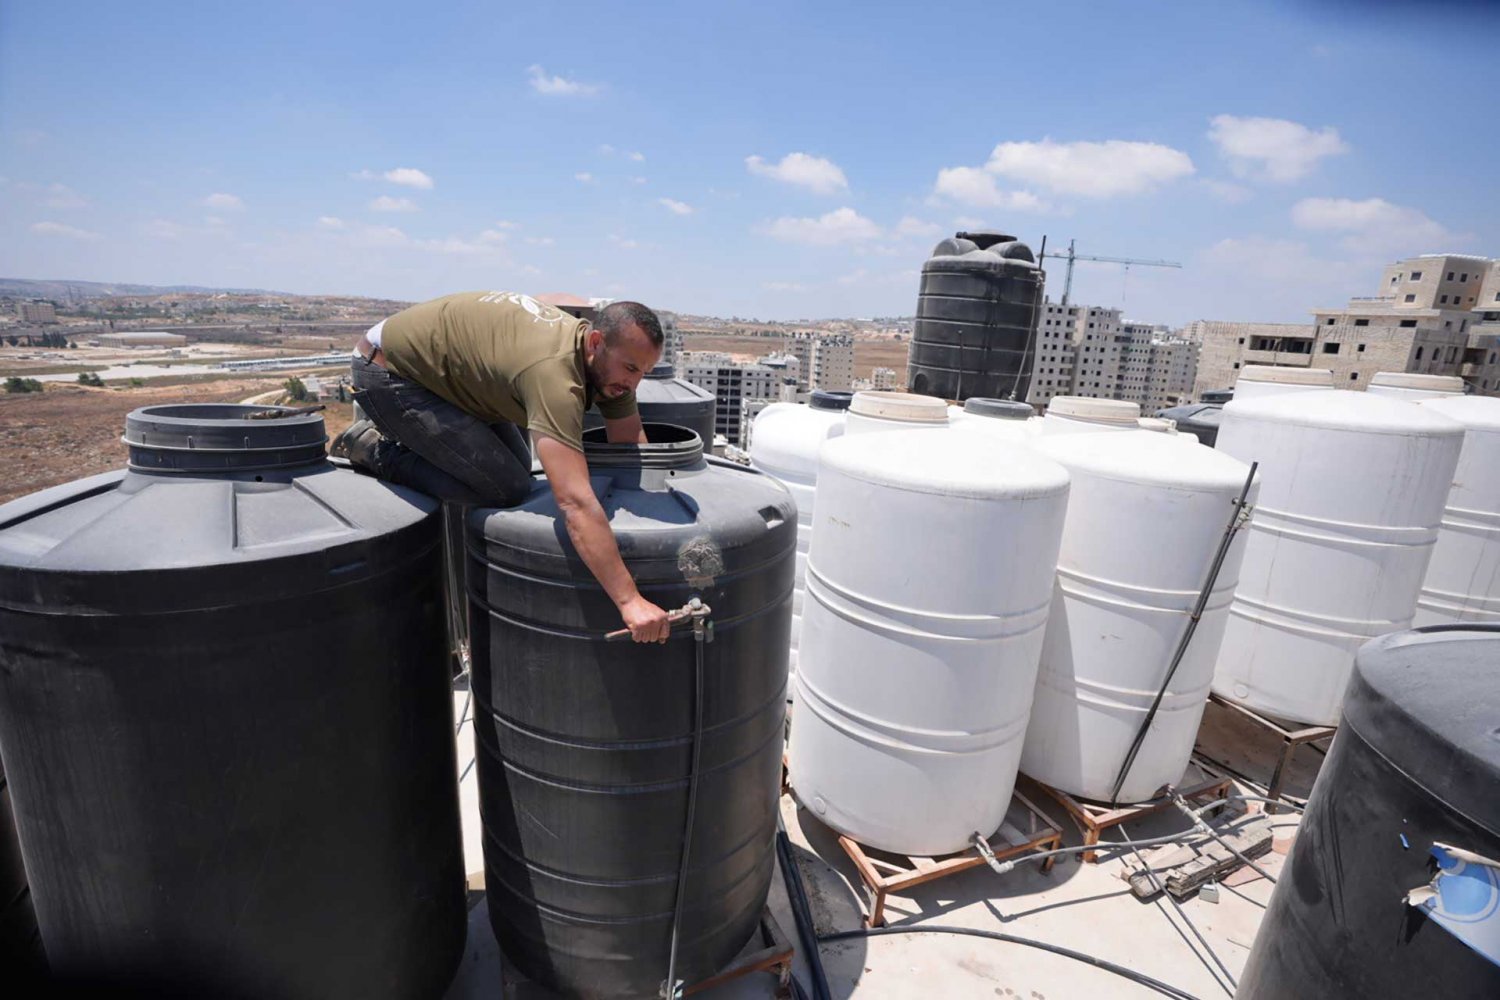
[954,229,1017,250]
[1236,365,1334,387]
[1046,396,1141,424]
[1137,417,1178,434]
[810,389,854,411]
[849,390,949,423]
[581,422,703,469]
[1370,371,1465,394]
[1418,394,1500,431]
[1036,430,1254,490]
[824,428,1070,499]
[1345,625,1500,834]
[1224,388,1468,436]
[963,398,1033,421]
[645,362,677,380]
[1200,388,1234,404]
[1159,403,1224,429]
[123,404,328,473]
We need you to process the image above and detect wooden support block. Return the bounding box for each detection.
[1127,816,1274,899]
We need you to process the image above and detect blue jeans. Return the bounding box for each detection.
[350,354,534,506]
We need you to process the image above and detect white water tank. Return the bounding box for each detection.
[748,391,853,677]
[1041,396,1141,435]
[1412,395,1500,625]
[1367,372,1466,401]
[1213,391,1465,724]
[788,430,1070,855]
[1232,365,1334,401]
[1021,433,1257,802]
[844,390,948,435]
[949,397,1039,442]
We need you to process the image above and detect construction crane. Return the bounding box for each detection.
[1041,238,1182,306]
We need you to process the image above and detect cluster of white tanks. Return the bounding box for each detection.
[751,389,1259,853]
[749,371,1500,853]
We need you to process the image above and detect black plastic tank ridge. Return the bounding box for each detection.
[467,423,796,998]
[1,759,43,976]
[585,362,716,447]
[0,404,465,999]
[908,231,1042,403]
[1238,625,1500,1000]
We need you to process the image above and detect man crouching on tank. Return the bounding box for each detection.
[332,291,672,644]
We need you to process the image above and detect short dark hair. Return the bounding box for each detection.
[596,301,664,348]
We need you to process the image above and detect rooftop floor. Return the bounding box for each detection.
[444,690,1315,1000]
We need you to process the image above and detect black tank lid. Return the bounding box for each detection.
[810,390,853,411]
[955,229,1017,250]
[581,422,703,470]
[1345,625,1500,833]
[123,404,328,473]
[645,362,677,380]
[963,398,1033,420]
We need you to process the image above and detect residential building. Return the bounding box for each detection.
[659,310,682,369]
[1026,302,1080,407]
[871,366,899,390]
[19,301,57,324]
[1467,260,1500,393]
[1118,322,1199,412]
[1024,303,1123,406]
[784,332,855,391]
[678,353,782,447]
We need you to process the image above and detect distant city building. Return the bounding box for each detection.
[1118,322,1198,412]
[1024,304,1123,406]
[659,310,682,368]
[678,353,782,446]
[1186,253,1497,398]
[20,301,57,324]
[784,332,855,391]
[871,366,899,390]
[97,331,188,348]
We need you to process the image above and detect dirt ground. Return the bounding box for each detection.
[0,379,354,505]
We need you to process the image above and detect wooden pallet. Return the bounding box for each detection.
[1022,764,1232,863]
[1195,693,1335,812]
[836,790,1063,928]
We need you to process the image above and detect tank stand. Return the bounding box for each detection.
[1023,768,1232,863]
[682,908,795,998]
[834,791,1063,928]
[1198,693,1336,812]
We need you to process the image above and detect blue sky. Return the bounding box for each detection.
[2,0,1496,324]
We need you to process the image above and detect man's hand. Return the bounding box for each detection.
[619,594,672,644]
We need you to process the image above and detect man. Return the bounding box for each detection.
[334,291,672,643]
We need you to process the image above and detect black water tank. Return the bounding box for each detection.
[810,389,853,411]
[1156,403,1223,446]
[0,404,465,999]
[1,760,43,975]
[586,363,716,446]
[1239,625,1500,999]
[468,423,795,998]
[908,233,1043,403]
[1200,388,1234,404]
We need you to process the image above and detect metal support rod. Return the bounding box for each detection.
[1168,791,1278,885]
[1108,463,1258,805]
[662,599,711,999]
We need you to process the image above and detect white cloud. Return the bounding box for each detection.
[527,65,602,97]
[41,183,86,209]
[658,197,694,216]
[30,220,101,241]
[894,216,943,239]
[203,215,228,227]
[1200,236,1364,309]
[526,236,555,246]
[1291,196,1452,254]
[626,150,645,163]
[932,167,1047,210]
[574,172,594,184]
[353,225,409,248]
[317,216,346,230]
[350,169,378,181]
[763,281,807,292]
[369,195,418,212]
[760,206,880,246]
[493,220,520,229]
[630,176,647,185]
[609,234,642,250]
[414,235,505,256]
[985,139,1194,197]
[745,153,849,195]
[383,167,433,190]
[1208,115,1349,182]
[837,269,869,286]
[598,144,616,155]
[1201,179,1253,203]
[203,192,244,210]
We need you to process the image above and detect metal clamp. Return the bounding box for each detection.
[606,597,714,643]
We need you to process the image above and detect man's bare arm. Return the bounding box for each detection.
[603,412,648,444]
[533,432,670,642]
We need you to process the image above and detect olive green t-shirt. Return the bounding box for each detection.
[379,291,637,452]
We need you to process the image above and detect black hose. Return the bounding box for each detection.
[776,829,833,1000]
[1109,463,1257,805]
[819,925,1204,1000]
[662,623,707,998]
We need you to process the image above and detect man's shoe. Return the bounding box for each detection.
[330,419,382,469]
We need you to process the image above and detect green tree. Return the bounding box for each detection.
[77,371,105,387]
[4,377,44,393]
[283,376,308,402]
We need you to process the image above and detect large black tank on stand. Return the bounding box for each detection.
[586,362,716,446]
[0,404,465,999]
[1238,625,1500,999]
[468,424,795,998]
[907,230,1043,403]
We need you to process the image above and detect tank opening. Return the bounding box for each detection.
[810,390,854,411]
[581,422,704,469]
[123,403,328,474]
